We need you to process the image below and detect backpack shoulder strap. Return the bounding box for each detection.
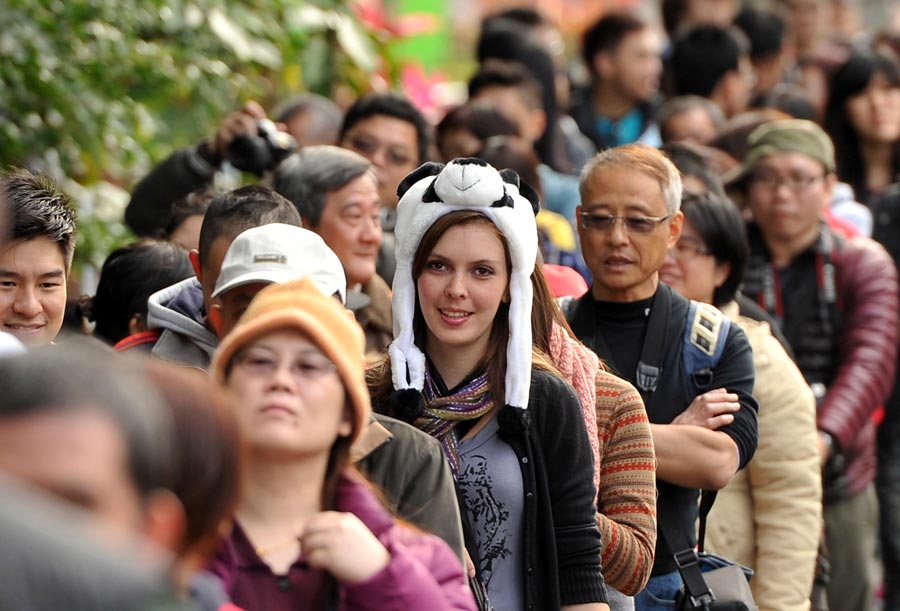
[682,301,732,397]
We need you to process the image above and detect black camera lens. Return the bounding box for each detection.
[226,119,297,176]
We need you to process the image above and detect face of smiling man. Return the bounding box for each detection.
[0,236,68,347]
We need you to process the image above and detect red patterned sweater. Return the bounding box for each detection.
[594,371,658,595]
[549,323,657,595]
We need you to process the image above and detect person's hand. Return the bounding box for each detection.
[672,388,740,429]
[211,101,268,158]
[300,511,390,584]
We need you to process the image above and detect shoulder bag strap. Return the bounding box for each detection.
[658,492,716,609]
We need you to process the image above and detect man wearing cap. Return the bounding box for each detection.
[208,223,467,564]
[147,185,302,369]
[208,223,351,337]
[272,146,393,358]
[730,119,899,611]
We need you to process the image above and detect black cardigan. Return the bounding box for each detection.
[382,368,609,609]
[496,369,609,609]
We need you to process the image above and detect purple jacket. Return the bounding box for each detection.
[207,470,476,611]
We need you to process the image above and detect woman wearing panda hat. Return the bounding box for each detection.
[368,158,610,611]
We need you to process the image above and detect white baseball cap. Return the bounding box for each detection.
[212,223,347,304]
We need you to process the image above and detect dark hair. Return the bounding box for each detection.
[87,240,193,345]
[436,101,520,160]
[272,146,373,227]
[468,62,544,111]
[271,93,344,146]
[754,84,817,120]
[581,12,648,72]
[1,169,77,270]
[142,361,241,560]
[163,188,216,239]
[661,0,688,35]
[339,93,431,165]
[656,95,726,142]
[710,108,792,162]
[875,29,900,61]
[668,25,748,97]
[679,192,748,306]
[483,7,548,29]
[824,51,900,199]
[197,185,301,269]
[733,8,785,60]
[476,22,570,173]
[661,141,728,198]
[0,338,175,499]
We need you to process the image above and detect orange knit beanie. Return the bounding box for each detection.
[211,277,371,443]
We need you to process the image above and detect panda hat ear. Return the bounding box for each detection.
[397,162,445,199]
[499,168,541,215]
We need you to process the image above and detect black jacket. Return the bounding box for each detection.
[497,370,608,609]
[378,369,609,610]
[125,142,218,236]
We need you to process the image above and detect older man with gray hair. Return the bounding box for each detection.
[273,145,392,356]
[566,144,758,610]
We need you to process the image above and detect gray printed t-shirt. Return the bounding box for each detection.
[458,416,525,611]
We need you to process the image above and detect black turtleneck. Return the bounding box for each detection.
[590,294,654,382]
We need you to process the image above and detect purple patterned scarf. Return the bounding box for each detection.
[415,366,494,479]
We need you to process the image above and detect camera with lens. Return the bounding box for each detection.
[227,118,297,176]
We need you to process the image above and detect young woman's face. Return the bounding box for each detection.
[659,219,729,305]
[416,221,509,363]
[846,72,900,144]
[225,329,351,459]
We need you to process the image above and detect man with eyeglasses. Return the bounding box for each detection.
[730,119,899,611]
[567,144,759,610]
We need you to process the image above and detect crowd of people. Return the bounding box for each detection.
[2,1,900,610]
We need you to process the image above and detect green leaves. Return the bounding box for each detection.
[1,0,386,275]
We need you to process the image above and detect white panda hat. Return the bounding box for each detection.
[389,158,540,426]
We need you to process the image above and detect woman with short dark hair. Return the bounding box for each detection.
[659,193,822,611]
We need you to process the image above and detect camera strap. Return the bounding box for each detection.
[566,285,670,395]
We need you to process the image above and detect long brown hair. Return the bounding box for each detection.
[368,210,561,411]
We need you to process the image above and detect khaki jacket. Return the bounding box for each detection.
[705,302,822,611]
